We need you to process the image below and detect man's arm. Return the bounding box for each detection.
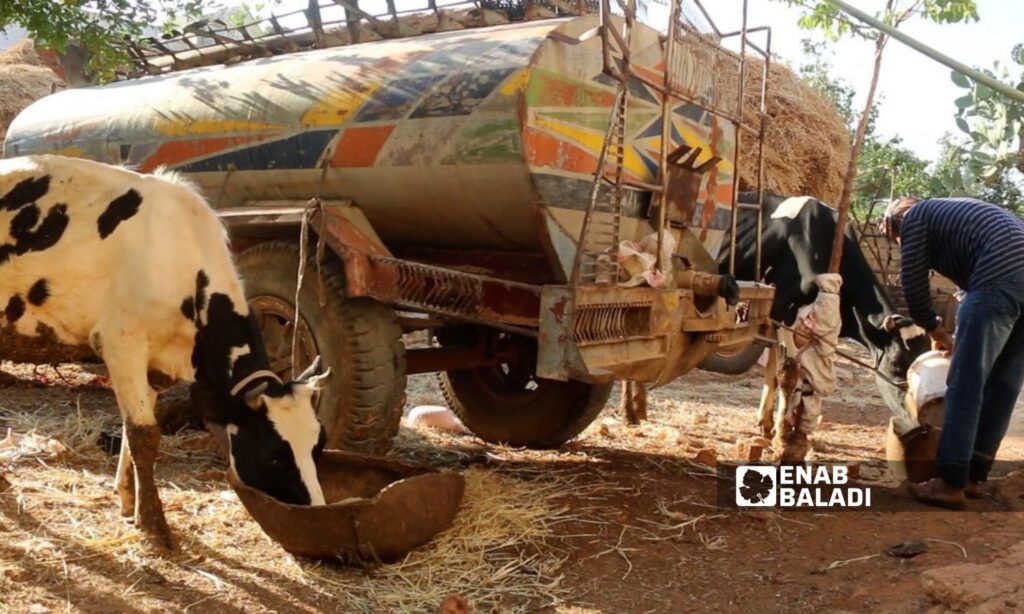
[899,213,940,332]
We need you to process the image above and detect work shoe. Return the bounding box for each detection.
[908,477,966,510]
[965,481,984,499]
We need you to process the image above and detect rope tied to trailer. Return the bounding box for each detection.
[291,157,332,372]
[292,198,329,371]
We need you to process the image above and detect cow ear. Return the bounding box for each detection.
[306,367,331,389]
[244,381,270,409]
[295,356,322,383]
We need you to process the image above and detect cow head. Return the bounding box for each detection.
[222,360,329,506]
[868,314,930,415]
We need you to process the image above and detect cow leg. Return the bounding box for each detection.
[621,381,648,425]
[620,382,634,424]
[777,363,812,462]
[124,419,175,550]
[774,358,800,454]
[115,423,135,517]
[758,346,779,438]
[101,330,175,551]
[631,383,648,423]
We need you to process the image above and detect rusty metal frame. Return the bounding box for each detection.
[709,0,771,280]
[309,207,543,337]
[112,1,603,80]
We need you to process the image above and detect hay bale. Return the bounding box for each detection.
[0,39,48,67]
[0,63,65,146]
[720,56,851,205]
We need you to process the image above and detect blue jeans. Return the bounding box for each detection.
[938,272,1024,487]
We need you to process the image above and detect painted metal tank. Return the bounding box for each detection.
[5,16,737,277]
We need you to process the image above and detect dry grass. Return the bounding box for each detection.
[4,344,1024,612]
[0,39,65,147]
[0,366,591,613]
[303,468,572,612]
[0,40,50,68]
[719,56,852,205]
[0,65,64,145]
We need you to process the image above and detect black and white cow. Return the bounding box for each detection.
[620,193,929,427]
[0,155,327,550]
[723,192,929,416]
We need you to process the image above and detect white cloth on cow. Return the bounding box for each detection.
[781,273,842,396]
[617,232,676,288]
[777,273,842,435]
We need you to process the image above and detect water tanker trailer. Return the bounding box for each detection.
[5,0,775,451]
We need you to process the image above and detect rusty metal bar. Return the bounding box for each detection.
[719,25,771,38]
[755,26,771,281]
[628,57,761,133]
[405,346,512,374]
[654,1,680,273]
[728,0,749,276]
[691,0,722,37]
[360,254,542,328]
[307,0,324,46]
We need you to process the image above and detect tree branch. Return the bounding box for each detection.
[784,0,878,38]
[1017,126,1024,174]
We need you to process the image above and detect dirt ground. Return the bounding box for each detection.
[2,346,1024,614]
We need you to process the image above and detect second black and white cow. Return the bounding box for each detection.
[619,193,929,427]
[0,155,327,550]
[723,193,929,416]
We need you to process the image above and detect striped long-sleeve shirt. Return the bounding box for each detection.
[900,198,1024,331]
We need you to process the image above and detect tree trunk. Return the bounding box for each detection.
[1017,125,1023,174]
[829,11,893,273]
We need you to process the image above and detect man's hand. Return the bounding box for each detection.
[929,324,954,355]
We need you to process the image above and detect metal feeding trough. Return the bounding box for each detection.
[228,450,464,562]
[886,351,949,483]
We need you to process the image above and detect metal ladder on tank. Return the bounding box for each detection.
[572,0,671,287]
[571,0,771,287]
[569,1,636,287]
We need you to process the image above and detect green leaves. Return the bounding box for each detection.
[952,71,971,88]
[948,46,1024,190]
[954,94,974,109]
[775,0,979,38]
[0,0,210,82]
[921,0,980,24]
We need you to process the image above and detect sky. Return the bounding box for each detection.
[703,0,1023,161]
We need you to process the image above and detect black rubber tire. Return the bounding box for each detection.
[236,241,406,454]
[698,343,764,375]
[437,366,613,449]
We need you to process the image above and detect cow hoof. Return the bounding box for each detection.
[137,512,177,552]
[779,433,811,463]
[141,521,178,553]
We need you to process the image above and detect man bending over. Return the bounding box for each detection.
[883,196,1024,509]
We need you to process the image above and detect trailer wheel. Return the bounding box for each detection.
[699,343,764,375]
[435,330,612,448]
[236,241,406,454]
